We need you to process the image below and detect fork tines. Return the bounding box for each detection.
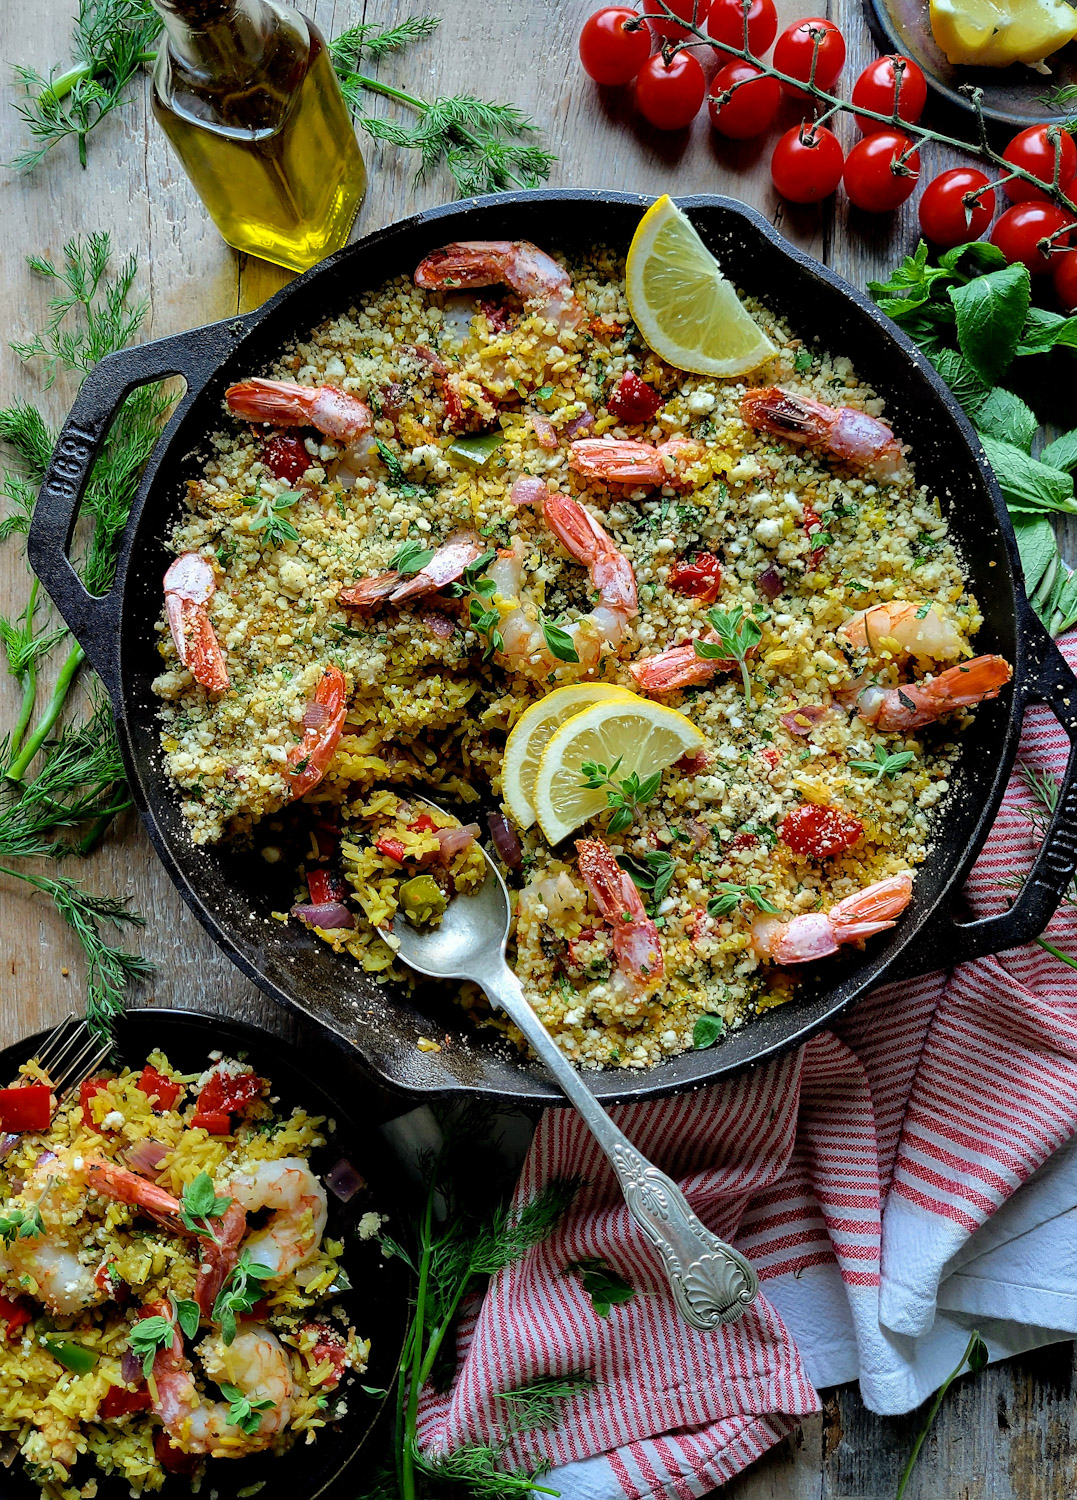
[32,1013,112,1100]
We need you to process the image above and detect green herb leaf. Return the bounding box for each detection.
[129,1313,176,1377]
[494,1372,596,1431]
[539,613,580,664]
[220,1382,275,1436]
[978,435,1077,515]
[793,347,812,372]
[1012,514,1059,599]
[180,1172,232,1242]
[212,1252,275,1347]
[1015,306,1077,357]
[1040,430,1077,474]
[974,387,1038,452]
[694,604,760,707]
[949,263,1030,386]
[692,1014,725,1050]
[175,1298,201,1341]
[927,346,990,412]
[938,241,1009,278]
[707,883,779,917]
[567,1256,635,1317]
[849,744,917,782]
[388,538,435,575]
[0,1206,45,1245]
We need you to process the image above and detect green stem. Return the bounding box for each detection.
[401,1179,437,1500]
[76,804,132,855]
[39,52,158,106]
[895,1332,982,1499]
[6,642,85,784]
[1036,936,1077,970]
[10,667,37,763]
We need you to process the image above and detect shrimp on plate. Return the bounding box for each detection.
[576,837,664,990]
[414,239,584,332]
[846,655,1012,730]
[629,631,738,695]
[164,553,229,693]
[740,387,905,478]
[751,872,913,964]
[225,377,377,485]
[338,536,482,611]
[85,1155,189,1232]
[840,601,967,661]
[196,1157,328,1305]
[287,666,349,800]
[569,436,706,490]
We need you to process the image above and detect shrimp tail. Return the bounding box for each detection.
[287,666,348,800]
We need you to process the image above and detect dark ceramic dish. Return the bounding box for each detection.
[0,1008,409,1499]
[28,190,1077,1106]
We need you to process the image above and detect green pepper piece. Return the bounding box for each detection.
[398,874,448,929]
[447,431,505,469]
[47,1339,98,1374]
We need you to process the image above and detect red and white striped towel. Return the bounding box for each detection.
[418,635,1077,1500]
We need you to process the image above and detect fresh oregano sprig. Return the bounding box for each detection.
[578,756,663,836]
[707,882,780,917]
[693,603,762,707]
[849,744,917,782]
[179,1171,232,1243]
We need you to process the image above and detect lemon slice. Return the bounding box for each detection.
[533,693,705,846]
[930,0,1077,64]
[626,195,777,378]
[503,683,636,830]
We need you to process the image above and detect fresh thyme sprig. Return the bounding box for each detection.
[693,604,761,707]
[578,756,663,836]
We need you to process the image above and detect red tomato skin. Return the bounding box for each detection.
[780,804,863,859]
[918,168,995,247]
[190,1109,232,1135]
[772,18,846,99]
[262,434,309,484]
[79,1077,110,1131]
[0,1084,52,1132]
[770,125,844,204]
[607,371,662,422]
[668,554,724,603]
[578,7,653,85]
[851,54,926,133]
[649,0,710,40]
[155,1432,200,1475]
[100,1383,153,1420]
[843,130,920,213]
[708,61,781,139]
[0,1295,32,1333]
[1053,250,1077,312]
[306,868,347,904]
[1002,125,1077,203]
[706,0,778,53]
[136,1066,181,1114]
[196,1067,262,1116]
[991,203,1073,273]
[635,50,707,130]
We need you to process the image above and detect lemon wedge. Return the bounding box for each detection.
[503,683,636,830]
[930,0,1077,66]
[533,693,704,846]
[625,195,777,378]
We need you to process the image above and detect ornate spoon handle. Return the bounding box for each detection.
[478,959,760,1330]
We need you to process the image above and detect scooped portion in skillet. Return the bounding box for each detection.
[152,225,1011,1071]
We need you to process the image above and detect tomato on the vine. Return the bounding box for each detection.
[843,130,920,212]
[772,18,846,99]
[851,54,926,133]
[1053,249,1077,312]
[990,202,1073,273]
[650,0,710,40]
[635,48,706,129]
[1001,124,1077,203]
[708,60,781,138]
[579,8,653,85]
[771,123,844,203]
[707,0,778,54]
[918,168,995,247]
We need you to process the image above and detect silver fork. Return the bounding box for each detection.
[29,1013,113,1100]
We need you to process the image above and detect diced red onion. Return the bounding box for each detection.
[291,901,356,930]
[510,476,548,508]
[757,564,784,601]
[411,344,449,377]
[421,609,456,640]
[565,410,595,439]
[487,811,523,870]
[303,701,329,731]
[125,1139,169,1177]
[325,1157,366,1202]
[686,817,710,849]
[0,1134,20,1163]
[33,1150,57,1171]
[529,414,558,450]
[436,822,480,862]
[121,1350,144,1386]
[780,705,828,736]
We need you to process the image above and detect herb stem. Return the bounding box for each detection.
[7,643,85,784]
[895,1331,987,1499]
[400,1175,436,1500]
[1036,936,1077,969]
[38,52,159,108]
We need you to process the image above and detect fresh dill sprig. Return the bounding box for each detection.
[412,1443,557,1498]
[329,15,442,69]
[493,1373,595,1432]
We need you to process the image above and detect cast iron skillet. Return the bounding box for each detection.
[27,190,1077,1106]
[0,1007,409,1499]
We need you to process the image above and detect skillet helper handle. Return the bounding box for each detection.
[28,320,246,697]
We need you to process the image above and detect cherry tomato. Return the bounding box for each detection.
[607,370,662,422]
[0,1084,52,1132]
[1002,124,1077,203]
[1053,249,1077,312]
[918,168,995,247]
[650,0,710,41]
[780,804,863,859]
[307,868,347,904]
[578,7,652,84]
[772,17,846,99]
[851,54,926,133]
[262,434,309,484]
[196,1065,263,1116]
[635,49,707,130]
[770,124,844,204]
[668,553,723,602]
[990,202,1073,273]
[136,1065,181,1113]
[706,0,778,54]
[843,130,920,213]
[708,60,781,139]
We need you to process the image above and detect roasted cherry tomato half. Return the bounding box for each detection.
[843,130,920,213]
[607,370,662,422]
[780,804,864,859]
[668,553,723,603]
[707,0,777,53]
[196,1066,263,1116]
[649,0,710,40]
[1002,124,1077,203]
[771,124,844,203]
[0,1084,52,1133]
[578,7,653,85]
[772,17,846,99]
[991,202,1073,273]
[635,49,707,129]
[306,867,348,904]
[851,54,926,133]
[262,433,309,484]
[918,168,996,247]
[708,60,781,139]
[1053,249,1077,312]
[136,1066,181,1114]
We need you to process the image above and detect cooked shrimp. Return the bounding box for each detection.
[849,654,1012,730]
[225,378,377,485]
[629,632,735,694]
[414,240,584,332]
[145,1304,293,1456]
[568,437,706,489]
[740,387,904,478]
[85,1156,188,1234]
[840,602,966,661]
[338,537,482,611]
[576,837,664,984]
[751,872,913,964]
[194,1202,247,1318]
[227,1157,328,1279]
[544,491,638,634]
[164,553,229,693]
[0,1232,103,1317]
[287,667,348,800]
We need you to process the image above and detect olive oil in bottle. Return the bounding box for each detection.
[150,0,366,272]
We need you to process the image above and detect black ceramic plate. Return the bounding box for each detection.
[868,0,1077,128]
[0,1008,410,1500]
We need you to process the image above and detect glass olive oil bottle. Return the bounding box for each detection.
[150,0,366,272]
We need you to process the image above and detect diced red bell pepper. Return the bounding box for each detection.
[0,1294,32,1333]
[136,1066,181,1114]
[100,1382,152,1419]
[0,1083,53,1132]
[802,505,828,569]
[409,813,437,833]
[307,868,347,905]
[668,554,723,605]
[607,371,662,424]
[79,1077,110,1131]
[780,804,864,860]
[196,1067,262,1116]
[375,834,407,864]
[190,1110,232,1136]
[262,433,309,483]
[155,1431,200,1475]
[306,1323,349,1388]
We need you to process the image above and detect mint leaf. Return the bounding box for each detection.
[927,346,990,412]
[567,1257,635,1317]
[1041,430,1077,474]
[949,263,1030,385]
[1012,515,1059,598]
[938,241,1008,278]
[978,435,1077,514]
[693,1014,725,1049]
[975,387,1037,452]
[1015,307,1077,357]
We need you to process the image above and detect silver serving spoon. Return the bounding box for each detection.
[380,799,760,1330]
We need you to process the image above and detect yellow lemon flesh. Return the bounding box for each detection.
[533,693,705,846]
[626,195,777,378]
[502,684,636,830]
[930,0,1077,66]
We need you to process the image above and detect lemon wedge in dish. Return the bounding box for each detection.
[930,0,1077,67]
[503,683,636,830]
[532,693,704,846]
[626,195,777,378]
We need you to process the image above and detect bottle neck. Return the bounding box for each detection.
[152,0,275,76]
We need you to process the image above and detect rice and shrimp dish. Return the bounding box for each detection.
[0,1049,368,1495]
[153,210,1012,1071]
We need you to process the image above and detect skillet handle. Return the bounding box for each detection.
[897,617,1077,978]
[27,319,248,697]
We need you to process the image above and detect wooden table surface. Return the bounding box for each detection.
[1,1,1075,1494]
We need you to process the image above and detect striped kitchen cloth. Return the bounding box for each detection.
[416,637,1077,1498]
